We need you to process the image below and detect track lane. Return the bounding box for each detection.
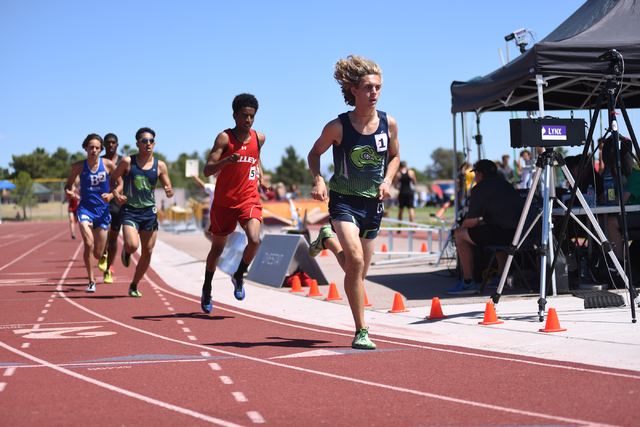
[1,222,638,426]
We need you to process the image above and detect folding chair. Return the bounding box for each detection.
[479,208,539,293]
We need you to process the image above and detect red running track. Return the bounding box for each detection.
[1,221,639,426]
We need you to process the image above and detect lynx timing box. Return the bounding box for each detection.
[510,118,586,148]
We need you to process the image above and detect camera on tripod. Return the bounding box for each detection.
[599,49,623,76]
[509,117,587,148]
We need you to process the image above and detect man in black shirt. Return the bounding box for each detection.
[447,159,525,294]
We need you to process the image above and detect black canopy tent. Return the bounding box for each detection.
[448,0,640,310]
[451,0,640,114]
[449,0,640,210]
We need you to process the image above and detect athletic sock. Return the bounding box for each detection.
[463,278,473,285]
[129,283,137,292]
[203,269,214,296]
[234,261,249,280]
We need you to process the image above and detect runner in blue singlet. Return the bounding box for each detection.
[65,134,122,293]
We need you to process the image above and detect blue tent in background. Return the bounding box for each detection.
[0,180,16,190]
[0,180,16,224]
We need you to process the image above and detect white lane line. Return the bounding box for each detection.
[182,328,191,333]
[209,363,221,371]
[219,376,233,385]
[41,310,47,314]
[45,304,51,308]
[246,412,265,424]
[56,244,625,427]
[201,352,211,357]
[167,307,174,311]
[0,229,67,272]
[155,284,640,382]
[0,382,6,392]
[177,320,185,325]
[187,336,197,341]
[0,341,246,427]
[231,392,248,403]
[37,317,44,322]
[21,343,29,348]
[4,367,16,376]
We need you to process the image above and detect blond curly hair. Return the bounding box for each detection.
[334,55,382,107]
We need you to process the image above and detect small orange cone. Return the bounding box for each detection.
[307,279,323,297]
[388,292,409,313]
[420,242,428,253]
[364,291,372,307]
[539,308,567,332]
[325,283,343,300]
[381,244,388,252]
[479,302,504,325]
[289,275,304,293]
[320,249,329,257]
[435,200,451,218]
[426,297,447,319]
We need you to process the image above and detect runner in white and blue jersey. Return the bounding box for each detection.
[65,134,122,293]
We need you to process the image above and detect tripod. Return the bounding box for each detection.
[551,74,640,323]
[491,148,632,322]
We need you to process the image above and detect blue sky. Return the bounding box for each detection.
[3,0,627,178]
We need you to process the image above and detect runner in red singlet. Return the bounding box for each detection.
[200,93,271,313]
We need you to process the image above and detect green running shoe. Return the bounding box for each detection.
[98,252,108,271]
[309,225,332,258]
[352,326,376,350]
[128,288,142,298]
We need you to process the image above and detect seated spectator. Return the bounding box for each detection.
[602,135,640,261]
[286,183,301,200]
[518,149,533,189]
[496,160,509,182]
[447,159,525,294]
[275,182,287,200]
[564,155,604,205]
[500,154,515,185]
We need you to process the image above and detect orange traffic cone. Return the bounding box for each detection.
[435,200,451,218]
[289,275,304,293]
[420,242,428,253]
[426,297,447,319]
[320,249,329,257]
[364,291,372,307]
[325,283,343,301]
[388,292,409,313]
[479,302,504,325]
[307,279,323,297]
[381,244,388,252]
[539,308,567,332]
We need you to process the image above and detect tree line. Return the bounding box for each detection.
[4,145,461,194]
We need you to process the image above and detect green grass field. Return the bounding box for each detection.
[1,201,457,225]
[384,205,455,227]
[1,202,68,222]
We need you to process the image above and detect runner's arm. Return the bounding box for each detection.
[308,119,342,203]
[203,132,237,177]
[378,115,400,201]
[158,160,173,198]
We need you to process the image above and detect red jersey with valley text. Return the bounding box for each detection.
[213,129,261,208]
